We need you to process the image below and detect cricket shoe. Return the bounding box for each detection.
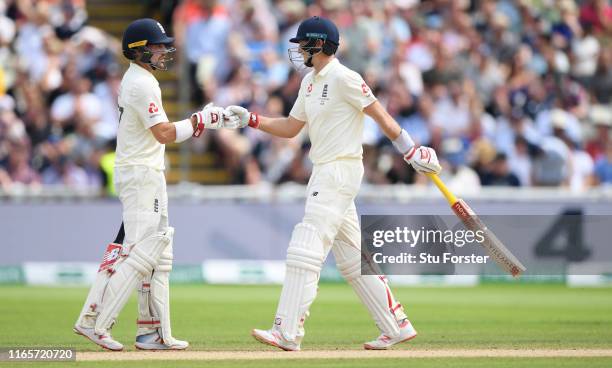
[135,332,189,350]
[73,325,123,351]
[363,319,418,350]
[251,328,301,351]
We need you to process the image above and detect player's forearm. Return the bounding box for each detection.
[150,122,176,144]
[363,101,402,140]
[258,116,302,138]
[377,113,402,141]
[150,119,199,144]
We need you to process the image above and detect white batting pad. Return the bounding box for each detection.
[136,275,158,336]
[149,241,175,344]
[275,223,325,342]
[333,239,406,337]
[76,243,125,329]
[94,228,173,336]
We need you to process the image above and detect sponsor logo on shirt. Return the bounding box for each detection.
[361,82,371,97]
[306,83,313,97]
[149,102,161,119]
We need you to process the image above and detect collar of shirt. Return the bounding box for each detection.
[129,62,159,85]
[313,58,338,82]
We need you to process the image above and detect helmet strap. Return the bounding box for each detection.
[302,38,322,68]
[304,54,314,68]
[135,46,175,71]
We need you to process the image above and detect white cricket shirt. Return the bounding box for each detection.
[289,58,376,165]
[115,63,169,170]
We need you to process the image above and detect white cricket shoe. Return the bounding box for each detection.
[251,328,301,351]
[363,319,418,350]
[73,325,123,351]
[135,332,189,350]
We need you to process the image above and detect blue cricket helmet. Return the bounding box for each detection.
[122,18,174,60]
[290,16,340,47]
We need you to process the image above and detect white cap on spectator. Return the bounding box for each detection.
[7,120,26,142]
[279,0,306,17]
[551,108,568,130]
[590,105,612,127]
[559,0,577,14]
[492,12,510,29]
[394,0,419,9]
[0,15,16,44]
[72,26,107,48]
[322,0,347,11]
[0,95,15,112]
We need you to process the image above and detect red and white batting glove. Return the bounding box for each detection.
[191,103,224,137]
[404,146,442,174]
[392,129,442,174]
[224,105,259,129]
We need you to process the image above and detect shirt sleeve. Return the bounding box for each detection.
[340,69,377,111]
[289,79,308,122]
[128,81,169,129]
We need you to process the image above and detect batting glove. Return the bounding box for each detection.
[224,105,259,129]
[191,103,224,137]
[404,146,442,174]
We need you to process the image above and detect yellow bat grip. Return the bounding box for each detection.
[425,173,458,205]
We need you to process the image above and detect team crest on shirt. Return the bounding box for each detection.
[319,84,330,105]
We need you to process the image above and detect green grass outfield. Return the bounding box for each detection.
[0,283,611,367]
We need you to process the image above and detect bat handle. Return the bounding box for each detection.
[425,173,458,205]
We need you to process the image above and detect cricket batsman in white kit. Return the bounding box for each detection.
[224,16,442,350]
[73,18,231,351]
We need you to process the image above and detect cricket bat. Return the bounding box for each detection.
[426,173,526,277]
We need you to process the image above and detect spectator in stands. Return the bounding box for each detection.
[50,73,102,136]
[480,152,520,187]
[532,117,573,187]
[594,141,612,185]
[41,153,89,188]
[510,135,534,186]
[5,140,40,187]
[49,0,88,40]
[176,0,232,103]
[0,11,17,94]
[440,137,481,195]
[579,0,612,34]
[592,47,612,104]
[585,105,612,161]
[571,21,601,86]
[2,0,612,193]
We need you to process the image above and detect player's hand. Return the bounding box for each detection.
[404,146,442,174]
[224,105,259,129]
[191,103,224,137]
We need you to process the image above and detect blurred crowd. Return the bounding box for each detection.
[0,0,120,193]
[1,0,612,194]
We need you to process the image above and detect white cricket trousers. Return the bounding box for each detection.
[304,159,364,251]
[114,165,169,245]
[274,158,407,342]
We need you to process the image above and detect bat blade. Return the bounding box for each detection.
[451,199,526,277]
